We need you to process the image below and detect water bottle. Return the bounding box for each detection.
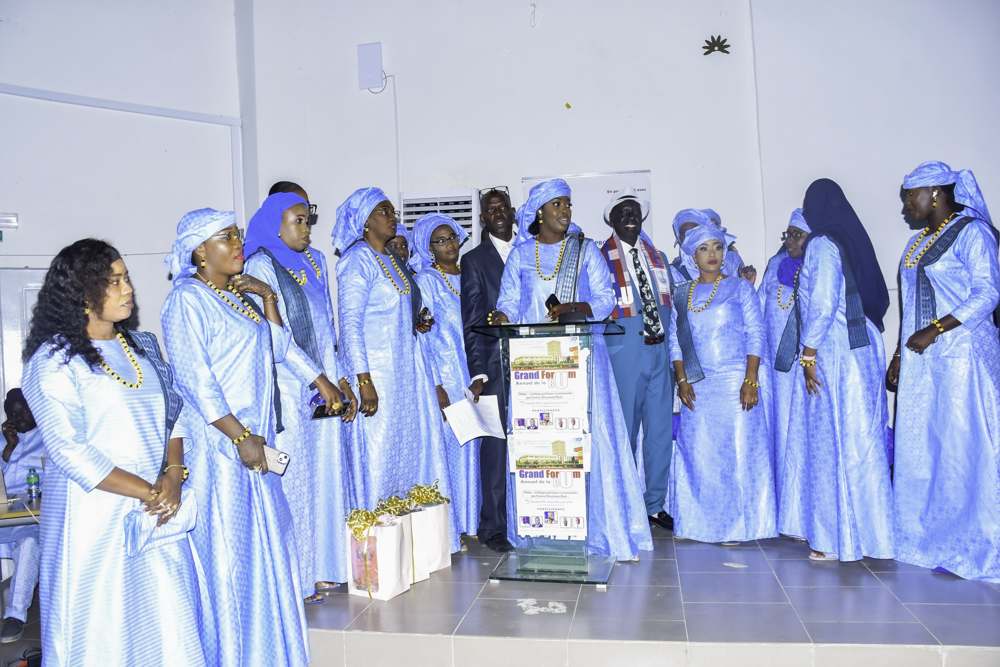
[26,468,39,500]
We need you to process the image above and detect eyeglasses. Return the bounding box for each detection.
[373,206,400,219]
[430,233,460,246]
[781,230,808,241]
[479,186,510,199]
[308,204,318,227]
[213,228,245,245]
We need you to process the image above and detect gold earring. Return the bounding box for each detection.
[84,308,90,315]
[364,224,370,234]
[932,191,938,207]
[200,259,206,267]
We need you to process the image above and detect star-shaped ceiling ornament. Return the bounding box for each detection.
[703,35,730,55]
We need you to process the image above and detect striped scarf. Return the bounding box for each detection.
[602,235,671,319]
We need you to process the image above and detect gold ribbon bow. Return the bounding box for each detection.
[407,480,451,506]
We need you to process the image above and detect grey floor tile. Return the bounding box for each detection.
[569,616,687,642]
[575,583,684,621]
[478,580,581,601]
[639,537,676,560]
[345,630,451,667]
[803,620,939,645]
[649,522,674,539]
[772,559,883,587]
[609,558,679,586]
[453,636,568,667]
[783,586,916,623]
[684,602,810,643]
[676,546,772,573]
[679,572,787,603]
[346,609,463,635]
[758,537,813,560]
[673,538,759,550]
[455,597,575,639]
[863,558,933,574]
[876,572,1000,604]
[454,536,499,559]
[906,604,1000,647]
[365,581,482,615]
[429,556,500,584]
[305,591,372,630]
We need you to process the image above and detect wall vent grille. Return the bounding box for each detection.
[400,189,481,256]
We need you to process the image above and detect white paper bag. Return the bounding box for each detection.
[410,503,451,573]
[401,512,429,583]
[345,515,413,600]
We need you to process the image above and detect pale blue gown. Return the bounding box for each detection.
[22,337,205,667]
[245,248,355,589]
[778,236,895,560]
[667,276,777,542]
[894,218,1000,581]
[414,269,482,536]
[337,242,460,552]
[161,280,315,667]
[496,239,653,559]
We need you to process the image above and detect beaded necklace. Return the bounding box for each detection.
[777,267,800,310]
[433,264,461,296]
[904,212,959,269]
[304,248,322,279]
[688,275,724,313]
[535,238,567,281]
[287,268,307,285]
[100,333,144,389]
[375,252,411,295]
[202,277,262,323]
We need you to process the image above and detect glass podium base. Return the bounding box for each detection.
[488,548,617,585]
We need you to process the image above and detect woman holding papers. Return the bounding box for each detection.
[412,212,481,538]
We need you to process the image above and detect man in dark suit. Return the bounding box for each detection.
[462,187,517,553]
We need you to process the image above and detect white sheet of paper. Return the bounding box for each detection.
[443,394,506,445]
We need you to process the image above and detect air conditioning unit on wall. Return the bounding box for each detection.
[400,189,481,258]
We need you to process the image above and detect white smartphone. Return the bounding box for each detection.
[263,444,290,476]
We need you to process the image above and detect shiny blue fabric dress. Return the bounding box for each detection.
[336,242,460,552]
[496,239,653,559]
[22,337,206,667]
[894,219,1000,581]
[245,248,355,589]
[668,277,777,542]
[161,281,313,667]
[414,269,482,536]
[778,236,895,560]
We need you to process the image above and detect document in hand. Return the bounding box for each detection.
[442,390,506,445]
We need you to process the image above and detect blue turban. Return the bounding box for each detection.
[332,187,391,254]
[165,208,236,286]
[514,179,573,247]
[671,208,714,246]
[680,223,729,260]
[244,192,315,281]
[902,161,992,225]
[702,208,722,227]
[788,207,810,233]
[411,213,468,273]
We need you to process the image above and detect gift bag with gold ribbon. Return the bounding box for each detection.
[345,509,412,600]
[376,495,427,583]
[407,482,452,574]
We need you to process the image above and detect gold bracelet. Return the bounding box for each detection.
[232,426,251,445]
[931,318,945,334]
[162,464,189,482]
[357,378,372,388]
[263,293,278,304]
[743,378,760,388]
[800,358,817,368]
[145,488,159,504]
[677,377,689,385]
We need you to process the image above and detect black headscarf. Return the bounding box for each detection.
[802,179,890,332]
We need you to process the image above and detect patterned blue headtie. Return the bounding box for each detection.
[680,223,729,259]
[332,187,390,254]
[514,179,573,247]
[165,208,236,285]
[789,207,810,233]
[411,213,468,273]
[903,161,991,224]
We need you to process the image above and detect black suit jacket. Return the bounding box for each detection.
[461,236,505,384]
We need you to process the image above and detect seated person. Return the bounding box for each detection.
[0,389,43,643]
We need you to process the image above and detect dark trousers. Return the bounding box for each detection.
[477,375,508,542]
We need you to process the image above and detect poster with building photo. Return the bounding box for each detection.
[508,336,589,435]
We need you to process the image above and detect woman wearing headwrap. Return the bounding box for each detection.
[890,162,1000,582]
[411,213,481,537]
[778,179,894,562]
[243,193,359,600]
[333,188,460,552]
[386,223,414,269]
[21,239,205,666]
[702,208,756,285]
[668,209,755,286]
[758,209,810,510]
[490,179,652,560]
[161,209,319,666]
[668,225,776,544]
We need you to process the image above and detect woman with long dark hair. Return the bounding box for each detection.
[21,239,205,666]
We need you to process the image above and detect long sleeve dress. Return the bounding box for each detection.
[21,336,205,667]
[161,280,314,667]
[894,218,1000,582]
[245,248,356,589]
[414,268,482,536]
[336,241,460,552]
[778,236,895,560]
[495,239,653,560]
[667,276,777,543]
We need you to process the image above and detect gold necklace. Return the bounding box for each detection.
[688,275,724,313]
[904,212,959,269]
[203,278,262,323]
[375,253,411,295]
[101,333,144,389]
[433,264,460,296]
[535,238,566,281]
[304,248,322,279]
[287,268,307,285]
[777,267,800,310]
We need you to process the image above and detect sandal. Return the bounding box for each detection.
[315,581,341,590]
[721,541,741,547]
[304,593,325,604]
[808,551,839,561]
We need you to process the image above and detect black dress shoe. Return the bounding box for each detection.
[0,617,23,643]
[484,535,516,553]
[648,511,674,532]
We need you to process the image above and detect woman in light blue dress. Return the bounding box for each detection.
[890,161,1000,582]
[778,179,894,562]
[758,209,810,511]
[162,209,323,667]
[702,207,755,285]
[243,192,359,599]
[411,212,482,537]
[332,188,460,552]
[491,178,652,560]
[668,224,777,544]
[22,239,205,666]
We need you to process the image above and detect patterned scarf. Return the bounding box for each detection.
[602,235,671,318]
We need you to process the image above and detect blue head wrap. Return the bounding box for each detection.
[165,208,236,286]
[671,208,714,246]
[776,207,809,286]
[332,187,391,254]
[243,192,312,275]
[514,179,573,247]
[702,208,722,227]
[788,207,810,233]
[902,161,992,224]
[680,223,729,261]
[411,213,468,273]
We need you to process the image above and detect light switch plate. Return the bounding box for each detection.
[357,43,383,90]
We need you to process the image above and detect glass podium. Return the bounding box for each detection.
[472,320,624,585]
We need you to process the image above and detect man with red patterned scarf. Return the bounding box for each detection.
[601,189,675,533]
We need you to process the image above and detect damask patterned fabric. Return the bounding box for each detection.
[894,219,1000,582]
